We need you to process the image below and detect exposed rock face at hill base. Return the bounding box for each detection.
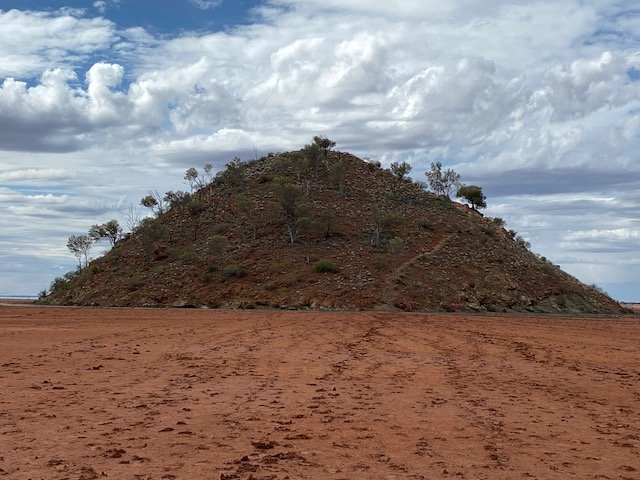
[44,150,626,314]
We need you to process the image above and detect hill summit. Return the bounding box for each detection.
[44,146,625,314]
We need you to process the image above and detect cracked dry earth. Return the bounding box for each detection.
[0,306,639,480]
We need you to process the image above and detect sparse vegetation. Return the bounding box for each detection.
[371,206,402,249]
[164,190,191,212]
[273,178,311,244]
[45,142,623,314]
[216,157,245,188]
[425,161,460,198]
[387,237,406,254]
[313,135,336,165]
[139,217,167,248]
[67,234,92,269]
[318,209,336,238]
[419,218,431,229]
[184,163,213,192]
[456,185,486,210]
[223,264,246,280]
[329,161,346,193]
[180,250,198,264]
[313,259,338,273]
[515,235,531,250]
[366,159,382,171]
[140,190,166,216]
[390,161,412,180]
[372,255,386,270]
[207,235,229,257]
[89,220,122,248]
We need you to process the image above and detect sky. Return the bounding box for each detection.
[0,0,638,301]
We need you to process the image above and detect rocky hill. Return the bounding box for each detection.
[43,148,626,314]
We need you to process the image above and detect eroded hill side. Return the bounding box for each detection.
[44,151,626,313]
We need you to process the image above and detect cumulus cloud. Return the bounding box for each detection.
[0,9,116,77]
[2,0,640,298]
[0,57,241,152]
[0,65,127,151]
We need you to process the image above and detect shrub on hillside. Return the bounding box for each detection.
[223,264,246,280]
[181,250,198,264]
[314,259,339,273]
[372,255,386,270]
[387,237,406,254]
[418,218,431,229]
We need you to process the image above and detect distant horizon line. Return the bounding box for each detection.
[1,295,638,304]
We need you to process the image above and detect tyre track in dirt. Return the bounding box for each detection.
[0,307,638,479]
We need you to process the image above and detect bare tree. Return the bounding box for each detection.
[124,204,143,233]
[425,161,460,198]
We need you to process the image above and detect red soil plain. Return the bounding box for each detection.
[1,305,639,480]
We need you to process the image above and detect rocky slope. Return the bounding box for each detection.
[43,149,626,313]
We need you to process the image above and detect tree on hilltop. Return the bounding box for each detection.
[456,185,486,210]
[163,190,191,212]
[140,190,166,216]
[425,161,460,198]
[67,234,92,269]
[184,164,214,192]
[313,135,336,165]
[88,219,122,248]
[216,157,245,188]
[390,161,412,180]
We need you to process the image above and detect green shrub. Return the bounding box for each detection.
[181,250,198,264]
[515,235,531,250]
[128,276,144,291]
[366,159,382,171]
[314,259,338,273]
[419,218,431,229]
[372,255,386,270]
[211,223,231,235]
[557,294,568,308]
[387,237,406,254]
[139,217,167,246]
[207,235,229,256]
[223,264,246,280]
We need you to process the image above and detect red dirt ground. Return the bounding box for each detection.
[1,306,638,480]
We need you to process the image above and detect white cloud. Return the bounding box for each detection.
[93,1,108,13]
[190,0,223,10]
[0,9,116,78]
[1,1,640,299]
[0,168,73,183]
